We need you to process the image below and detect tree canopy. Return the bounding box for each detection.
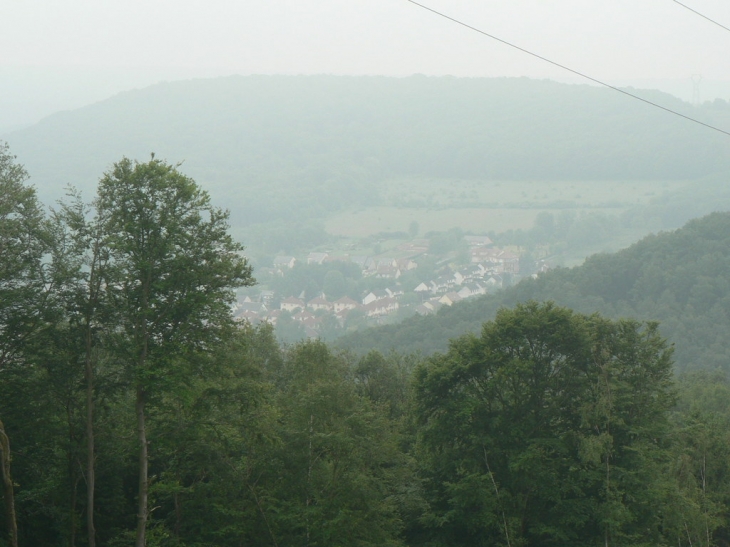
[95,157,255,546]
[413,302,676,547]
[0,142,52,547]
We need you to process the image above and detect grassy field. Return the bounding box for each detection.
[326,179,690,238]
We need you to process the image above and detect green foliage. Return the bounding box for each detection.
[0,141,55,547]
[274,310,307,345]
[322,269,347,300]
[95,157,256,545]
[134,334,409,547]
[97,157,255,370]
[269,261,363,302]
[140,325,280,547]
[408,221,420,239]
[413,302,675,547]
[427,228,465,256]
[267,341,406,547]
[665,371,730,547]
[0,141,53,368]
[354,351,417,421]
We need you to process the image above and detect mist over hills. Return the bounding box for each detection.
[5,74,730,545]
[339,212,730,374]
[5,75,730,228]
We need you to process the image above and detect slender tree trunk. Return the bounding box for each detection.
[601,361,613,547]
[66,404,79,547]
[135,386,149,547]
[483,447,512,547]
[173,491,181,539]
[0,417,18,547]
[69,471,79,547]
[85,235,103,547]
[247,483,279,547]
[701,451,711,547]
[135,283,150,547]
[605,451,610,547]
[306,414,313,547]
[684,521,694,547]
[85,330,96,547]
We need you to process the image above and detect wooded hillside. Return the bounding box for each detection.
[6,76,730,228]
[340,211,730,374]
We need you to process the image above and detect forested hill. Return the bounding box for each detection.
[339,211,730,373]
[5,75,730,225]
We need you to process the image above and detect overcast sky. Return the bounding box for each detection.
[2,0,730,129]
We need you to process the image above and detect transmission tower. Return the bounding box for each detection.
[691,74,703,106]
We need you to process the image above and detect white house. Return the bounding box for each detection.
[307,252,329,265]
[362,290,389,306]
[333,296,360,313]
[363,297,399,317]
[307,296,333,312]
[280,297,305,312]
[273,256,297,269]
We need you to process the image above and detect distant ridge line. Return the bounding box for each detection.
[405,0,730,138]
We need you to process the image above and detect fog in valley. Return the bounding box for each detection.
[2,2,730,546]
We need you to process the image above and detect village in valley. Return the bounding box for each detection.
[234,234,546,340]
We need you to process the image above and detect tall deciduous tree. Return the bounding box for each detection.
[666,371,730,547]
[95,157,254,547]
[271,340,405,547]
[51,189,116,547]
[0,142,52,547]
[414,301,675,547]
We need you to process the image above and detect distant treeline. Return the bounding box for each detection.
[7,75,730,229]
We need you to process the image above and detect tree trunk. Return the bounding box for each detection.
[306,413,314,547]
[85,234,104,547]
[66,404,79,547]
[85,333,96,547]
[483,447,512,547]
[135,387,148,547]
[135,287,150,547]
[69,472,79,547]
[173,491,181,539]
[0,417,18,547]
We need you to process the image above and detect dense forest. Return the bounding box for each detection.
[3,142,730,547]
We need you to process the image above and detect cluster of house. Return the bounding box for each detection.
[233,235,529,337]
[232,289,404,337]
[413,263,504,316]
[468,246,520,273]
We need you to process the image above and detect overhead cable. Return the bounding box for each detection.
[671,0,730,34]
[405,0,730,138]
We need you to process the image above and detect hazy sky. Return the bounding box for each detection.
[2,0,730,129]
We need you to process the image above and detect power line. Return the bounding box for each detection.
[405,0,730,138]
[671,0,730,34]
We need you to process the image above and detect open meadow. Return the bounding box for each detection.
[326,178,690,237]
